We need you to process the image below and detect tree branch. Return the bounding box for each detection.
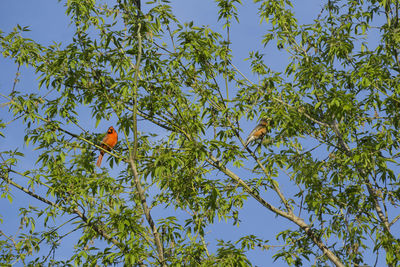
[0,172,126,252]
[128,157,165,265]
[127,21,165,265]
[207,155,345,267]
[330,121,392,234]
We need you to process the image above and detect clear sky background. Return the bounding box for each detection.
[0,1,389,266]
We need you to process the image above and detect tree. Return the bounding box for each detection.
[1,0,400,266]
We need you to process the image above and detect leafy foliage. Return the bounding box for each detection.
[1,0,400,266]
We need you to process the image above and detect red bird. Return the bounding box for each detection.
[96,126,118,167]
[244,118,272,148]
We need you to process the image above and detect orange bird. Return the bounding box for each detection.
[96,126,118,167]
[244,118,272,148]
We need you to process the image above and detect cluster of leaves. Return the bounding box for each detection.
[1,0,400,266]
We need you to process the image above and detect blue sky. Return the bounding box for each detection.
[0,1,391,266]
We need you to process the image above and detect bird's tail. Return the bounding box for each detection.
[96,153,103,167]
[244,136,253,148]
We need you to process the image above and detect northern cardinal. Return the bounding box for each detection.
[244,118,272,148]
[96,126,118,167]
